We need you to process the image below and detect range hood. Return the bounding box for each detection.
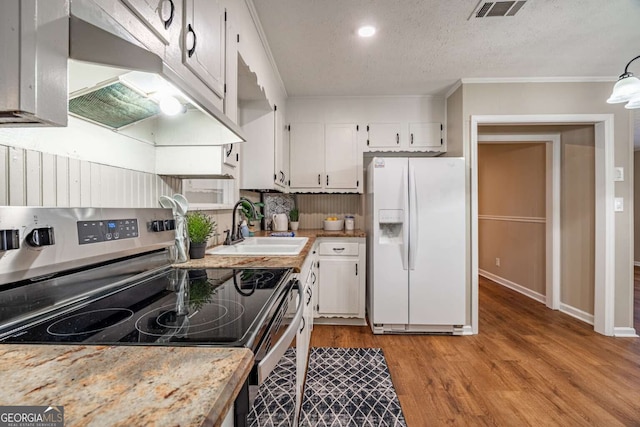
[67,3,244,145]
[0,0,243,146]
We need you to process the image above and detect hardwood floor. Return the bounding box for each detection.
[310,275,640,426]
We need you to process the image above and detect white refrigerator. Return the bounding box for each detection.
[366,157,467,334]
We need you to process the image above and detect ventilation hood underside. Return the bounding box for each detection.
[68,9,244,145]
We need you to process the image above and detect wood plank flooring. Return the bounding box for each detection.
[310,274,640,426]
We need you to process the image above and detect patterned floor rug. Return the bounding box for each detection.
[299,347,407,427]
[248,348,296,427]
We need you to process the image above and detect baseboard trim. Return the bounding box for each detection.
[613,327,639,337]
[559,303,594,325]
[479,270,546,304]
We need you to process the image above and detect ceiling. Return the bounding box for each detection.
[252,0,640,144]
[252,0,640,96]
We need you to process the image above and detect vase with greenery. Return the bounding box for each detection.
[289,207,300,231]
[186,211,216,259]
[241,200,264,233]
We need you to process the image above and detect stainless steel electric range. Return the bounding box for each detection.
[0,207,302,427]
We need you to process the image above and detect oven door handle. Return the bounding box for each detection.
[257,280,304,384]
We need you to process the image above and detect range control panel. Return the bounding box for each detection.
[77,219,139,245]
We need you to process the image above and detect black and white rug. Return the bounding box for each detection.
[248,348,296,427]
[299,347,407,427]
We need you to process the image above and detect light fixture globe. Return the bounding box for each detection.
[624,94,640,109]
[607,73,640,104]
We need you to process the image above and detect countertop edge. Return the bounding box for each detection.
[174,229,366,271]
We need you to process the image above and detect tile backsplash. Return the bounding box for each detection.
[262,193,295,230]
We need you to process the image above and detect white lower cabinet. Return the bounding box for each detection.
[315,238,366,322]
[293,243,317,423]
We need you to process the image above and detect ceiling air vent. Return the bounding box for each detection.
[472,1,527,19]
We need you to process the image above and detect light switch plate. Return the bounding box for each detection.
[614,167,624,182]
[614,197,624,212]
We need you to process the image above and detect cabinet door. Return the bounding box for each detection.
[409,122,442,148]
[121,0,176,45]
[273,107,286,189]
[183,0,225,97]
[224,11,238,124]
[367,123,401,148]
[318,259,359,316]
[289,123,324,188]
[325,124,358,190]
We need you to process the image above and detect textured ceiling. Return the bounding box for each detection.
[252,0,640,97]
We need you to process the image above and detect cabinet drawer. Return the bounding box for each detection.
[319,242,359,256]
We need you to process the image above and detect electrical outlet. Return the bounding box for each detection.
[496,257,500,267]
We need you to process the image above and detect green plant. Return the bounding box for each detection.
[289,207,299,222]
[188,277,216,311]
[186,211,216,244]
[241,201,264,226]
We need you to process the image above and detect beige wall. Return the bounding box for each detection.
[478,143,546,296]
[458,82,633,329]
[445,86,463,157]
[560,127,595,314]
[635,150,640,264]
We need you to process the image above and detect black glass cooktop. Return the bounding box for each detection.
[0,268,291,349]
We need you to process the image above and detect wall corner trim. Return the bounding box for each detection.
[613,327,639,337]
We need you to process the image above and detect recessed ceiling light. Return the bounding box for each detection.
[358,25,376,37]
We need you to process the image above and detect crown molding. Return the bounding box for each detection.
[445,80,463,98]
[460,76,617,84]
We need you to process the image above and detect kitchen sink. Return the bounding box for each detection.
[206,237,309,256]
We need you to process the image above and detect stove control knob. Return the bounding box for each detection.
[150,220,165,232]
[26,227,55,247]
[0,229,20,251]
[164,219,176,231]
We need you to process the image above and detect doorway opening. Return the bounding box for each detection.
[470,114,616,336]
[477,134,561,312]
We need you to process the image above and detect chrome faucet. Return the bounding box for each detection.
[225,197,258,245]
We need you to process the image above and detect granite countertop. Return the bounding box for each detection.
[176,229,366,271]
[0,344,253,427]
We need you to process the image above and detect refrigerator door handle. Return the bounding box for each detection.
[402,163,409,271]
[408,163,418,270]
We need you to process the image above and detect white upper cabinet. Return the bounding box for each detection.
[289,123,359,192]
[409,122,443,148]
[274,107,287,189]
[120,0,177,45]
[366,123,401,149]
[241,106,290,191]
[367,121,443,151]
[289,123,324,189]
[325,124,358,189]
[183,0,226,98]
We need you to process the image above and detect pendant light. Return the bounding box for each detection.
[607,54,640,108]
